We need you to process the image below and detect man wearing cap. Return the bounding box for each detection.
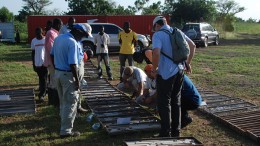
[151,16,195,137]
[50,23,92,138]
[118,22,138,81]
[117,66,147,99]
[139,64,203,129]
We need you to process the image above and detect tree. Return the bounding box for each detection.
[0,7,14,22]
[163,0,217,25]
[142,1,162,15]
[216,0,245,16]
[22,0,52,15]
[15,6,32,22]
[66,0,116,15]
[216,0,245,31]
[113,5,135,15]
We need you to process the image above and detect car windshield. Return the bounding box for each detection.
[182,24,200,32]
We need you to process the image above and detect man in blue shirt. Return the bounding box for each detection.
[151,16,194,137]
[50,23,92,138]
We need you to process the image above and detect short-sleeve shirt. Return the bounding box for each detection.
[44,28,59,67]
[152,25,180,80]
[118,30,137,54]
[50,33,78,71]
[94,33,110,54]
[31,37,45,67]
[126,67,147,83]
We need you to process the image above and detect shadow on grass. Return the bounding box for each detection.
[0,106,61,144]
[0,83,38,90]
[0,51,31,62]
[220,33,260,46]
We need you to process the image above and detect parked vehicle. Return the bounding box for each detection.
[79,23,150,54]
[0,22,15,43]
[182,22,219,47]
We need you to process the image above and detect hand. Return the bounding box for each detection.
[185,63,192,74]
[151,70,157,79]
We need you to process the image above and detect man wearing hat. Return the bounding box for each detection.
[151,16,195,137]
[117,66,147,99]
[50,23,92,138]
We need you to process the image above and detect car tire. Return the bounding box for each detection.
[202,37,208,48]
[214,36,219,46]
[82,41,96,55]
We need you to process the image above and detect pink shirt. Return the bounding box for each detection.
[44,28,59,67]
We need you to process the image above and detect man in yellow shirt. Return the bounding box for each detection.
[118,22,137,81]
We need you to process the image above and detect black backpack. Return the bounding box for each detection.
[159,28,190,63]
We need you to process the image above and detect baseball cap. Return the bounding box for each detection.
[144,64,153,73]
[73,23,93,37]
[122,66,134,80]
[152,16,167,31]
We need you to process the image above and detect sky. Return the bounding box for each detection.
[0,0,259,21]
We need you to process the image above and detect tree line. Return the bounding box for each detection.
[0,0,258,31]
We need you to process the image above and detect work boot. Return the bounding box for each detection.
[181,116,193,129]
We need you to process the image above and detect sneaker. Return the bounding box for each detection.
[108,77,113,81]
[60,131,80,138]
[181,116,193,129]
[77,107,88,114]
[98,75,103,79]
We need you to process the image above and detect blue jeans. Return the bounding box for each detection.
[54,70,79,135]
[97,53,112,78]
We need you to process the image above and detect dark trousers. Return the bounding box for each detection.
[35,66,48,98]
[97,53,112,78]
[119,54,133,78]
[156,70,184,137]
[181,96,200,119]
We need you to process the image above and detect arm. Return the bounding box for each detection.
[131,81,144,98]
[133,32,138,47]
[31,50,36,72]
[185,37,196,74]
[118,32,122,44]
[70,64,80,91]
[152,48,160,78]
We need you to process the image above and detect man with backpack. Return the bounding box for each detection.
[151,16,195,137]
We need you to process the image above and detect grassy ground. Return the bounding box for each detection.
[0,23,260,145]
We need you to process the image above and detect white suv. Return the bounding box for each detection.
[79,23,150,54]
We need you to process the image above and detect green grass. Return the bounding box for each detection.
[0,22,260,145]
[0,43,37,88]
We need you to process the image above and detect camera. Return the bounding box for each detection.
[101,44,104,48]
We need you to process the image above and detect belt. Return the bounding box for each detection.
[55,68,71,72]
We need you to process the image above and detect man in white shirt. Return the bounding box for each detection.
[117,66,147,99]
[31,27,48,102]
[94,26,113,80]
